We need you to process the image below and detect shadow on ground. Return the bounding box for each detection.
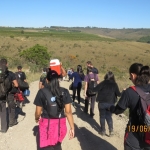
[73,103,100,133]
[74,124,117,150]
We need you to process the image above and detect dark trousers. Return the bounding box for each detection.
[72,83,82,104]
[84,95,96,115]
[7,94,16,126]
[98,103,113,132]
[41,143,62,150]
[0,101,7,132]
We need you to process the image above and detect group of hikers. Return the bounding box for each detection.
[1,57,150,150]
[0,58,29,133]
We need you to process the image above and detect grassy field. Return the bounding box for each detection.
[0,27,150,89]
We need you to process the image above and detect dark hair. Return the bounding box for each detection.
[87,66,93,74]
[77,65,82,73]
[104,71,116,82]
[129,63,150,85]
[46,70,63,111]
[129,63,143,75]
[17,66,22,70]
[0,58,7,65]
[87,61,92,65]
[42,67,47,72]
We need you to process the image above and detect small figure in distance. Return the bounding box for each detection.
[39,67,48,89]
[16,66,27,82]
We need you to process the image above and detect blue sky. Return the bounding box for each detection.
[0,0,150,29]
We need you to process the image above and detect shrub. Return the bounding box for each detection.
[20,44,51,70]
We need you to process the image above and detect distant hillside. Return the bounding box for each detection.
[50,26,150,42]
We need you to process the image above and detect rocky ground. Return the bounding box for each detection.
[0,80,128,150]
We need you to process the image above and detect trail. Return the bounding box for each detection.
[0,80,128,150]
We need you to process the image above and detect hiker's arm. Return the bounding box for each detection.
[115,84,121,97]
[110,105,125,115]
[110,90,129,115]
[65,103,74,139]
[60,63,67,77]
[92,82,102,92]
[35,106,42,123]
[39,82,43,89]
[65,104,74,129]
[96,74,100,84]
[12,79,18,87]
[84,82,88,96]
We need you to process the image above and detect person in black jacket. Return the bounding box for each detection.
[110,63,150,150]
[92,71,121,136]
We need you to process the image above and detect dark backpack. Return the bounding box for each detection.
[15,72,29,91]
[41,88,65,118]
[86,74,97,96]
[92,67,98,74]
[0,65,11,99]
[130,86,150,144]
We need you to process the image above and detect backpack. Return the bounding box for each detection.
[41,88,65,118]
[130,86,150,144]
[92,67,98,74]
[15,72,29,91]
[86,74,97,96]
[0,64,11,99]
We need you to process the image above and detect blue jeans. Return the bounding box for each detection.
[98,103,114,132]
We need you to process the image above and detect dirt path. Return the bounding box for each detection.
[0,80,128,150]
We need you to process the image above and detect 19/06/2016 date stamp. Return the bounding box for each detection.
[128,125,150,132]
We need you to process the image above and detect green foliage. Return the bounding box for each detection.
[137,36,150,43]
[21,30,24,34]
[10,35,14,38]
[20,44,51,69]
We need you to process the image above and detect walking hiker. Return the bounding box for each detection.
[67,68,73,82]
[16,66,27,82]
[0,58,18,133]
[39,67,48,89]
[84,66,99,117]
[110,63,150,150]
[92,71,121,136]
[34,70,74,150]
[70,65,84,106]
[86,61,99,74]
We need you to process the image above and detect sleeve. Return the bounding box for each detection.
[11,72,17,81]
[63,89,72,104]
[33,90,44,107]
[110,105,125,115]
[115,83,121,97]
[70,72,75,79]
[115,90,130,110]
[92,82,102,92]
[23,72,26,80]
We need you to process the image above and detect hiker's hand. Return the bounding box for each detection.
[84,92,87,97]
[35,118,40,123]
[69,129,74,140]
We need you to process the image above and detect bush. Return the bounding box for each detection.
[20,44,51,70]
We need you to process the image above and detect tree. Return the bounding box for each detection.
[20,44,50,68]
